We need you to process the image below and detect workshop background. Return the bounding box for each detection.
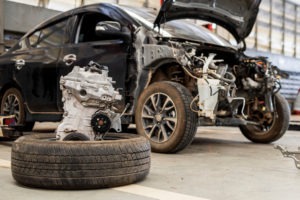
[1,1,300,200]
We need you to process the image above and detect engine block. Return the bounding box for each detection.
[56,62,122,141]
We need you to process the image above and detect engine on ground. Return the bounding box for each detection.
[56,60,122,141]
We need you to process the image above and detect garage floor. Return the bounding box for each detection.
[1,124,300,200]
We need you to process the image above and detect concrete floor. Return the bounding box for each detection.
[1,125,300,200]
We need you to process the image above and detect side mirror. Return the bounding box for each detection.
[95,21,131,42]
[95,21,121,35]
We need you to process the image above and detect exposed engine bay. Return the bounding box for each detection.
[178,46,238,120]
[163,41,282,126]
[56,60,123,141]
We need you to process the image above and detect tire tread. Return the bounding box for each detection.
[11,133,151,189]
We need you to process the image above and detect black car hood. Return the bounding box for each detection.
[154,0,261,43]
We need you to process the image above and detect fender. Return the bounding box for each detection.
[130,26,183,113]
[133,44,181,112]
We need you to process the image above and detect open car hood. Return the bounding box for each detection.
[154,0,261,43]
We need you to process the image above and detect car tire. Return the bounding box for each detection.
[240,93,290,143]
[135,81,197,153]
[11,133,151,189]
[0,88,34,131]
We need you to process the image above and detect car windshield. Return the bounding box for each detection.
[121,6,234,48]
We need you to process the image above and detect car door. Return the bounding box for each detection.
[58,12,130,112]
[13,18,69,113]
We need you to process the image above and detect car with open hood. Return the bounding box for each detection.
[0,0,290,153]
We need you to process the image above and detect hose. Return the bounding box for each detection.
[208,71,236,84]
[190,95,200,113]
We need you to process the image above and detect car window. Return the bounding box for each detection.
[18,39,30,51]
[29,19,68,48]
[29,31,41,47]
[9,37,30,52]
[75,13,115,43]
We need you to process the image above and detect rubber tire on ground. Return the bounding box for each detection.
[0,88,34,131]
[135,81,197,153]
[240,93,290,143]
[11,133,151,189]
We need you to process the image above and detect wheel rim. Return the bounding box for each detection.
[141,92,178,143]
[250,111,275,133]
[246,99,277,134]
[2,94,21,123]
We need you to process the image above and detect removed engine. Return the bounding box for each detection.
[56,60,122,141]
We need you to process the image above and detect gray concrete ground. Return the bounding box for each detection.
[1,124,300,200]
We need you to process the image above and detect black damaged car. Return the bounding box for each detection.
[0,0,289,153]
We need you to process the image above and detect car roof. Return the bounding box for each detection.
[23,3,122,37]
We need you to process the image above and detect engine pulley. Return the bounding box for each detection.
[91,113,111,134]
